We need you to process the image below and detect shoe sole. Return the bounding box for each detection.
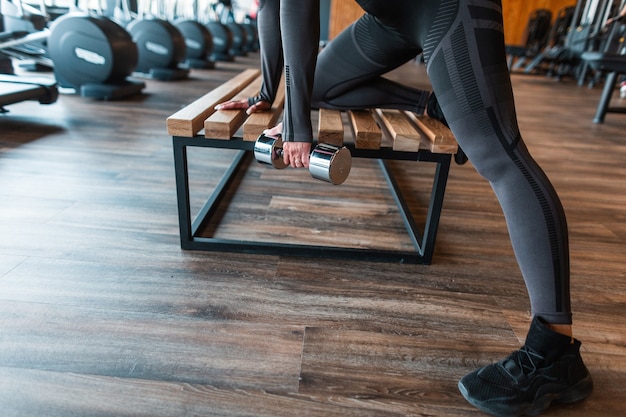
[458,375,593,417]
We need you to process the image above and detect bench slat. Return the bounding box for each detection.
[166,68,260,137]
[317,108,344,146]
[242,75,286,141]
[168,69,458,157]
[405,112,458,154]
[348,110,382,149]
[374,109,423,152]
[204,76,263,139]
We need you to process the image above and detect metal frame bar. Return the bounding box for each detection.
[172,136,452,264]
[593,71,626,123]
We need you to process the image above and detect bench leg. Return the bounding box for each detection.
[172,138,248,249]
[420,155,451,262]
[173,140,192,246]
[379,156,451,264]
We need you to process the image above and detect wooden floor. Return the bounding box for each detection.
[1,54,625,417]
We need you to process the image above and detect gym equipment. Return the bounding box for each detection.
[253,134,352,185]
[0,3,57,111]
[0,51,11,73]
[126,17,188,79]
[519,6,582,77]
[205,20,232,61]
[120,0,189,80]
[46,12,146,99]
[0,0,52,71]
[212,0,254,56]
[224,21,246,56]
[506,8,553,70]
[240,21,258,52]
[0,28,51,69]
[139,0,215,69]
[174,19,215,69]
[1,0,47,32]
[158,0,215,70]
[581,11,626,123]
[197,0,233,62]
[1,0,145,100]
[521,0,624,79]
[0,73,57,112]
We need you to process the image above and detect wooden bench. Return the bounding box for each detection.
[167,69,462,264]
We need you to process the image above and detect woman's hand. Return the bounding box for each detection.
[283,142,311,168]
[263,123,311,168]
[214,98,271,114]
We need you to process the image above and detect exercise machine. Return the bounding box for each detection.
[169,0,215,69]
[526,0,623,79]
[197,0,232,62]
[121,0,189,80]
[0,22,57,111]
[213,0,256,56]
[0,72,57,112]
[240,19,258,53]
[514,6,577,77]
[175,18,215,69]
[2,0,146,100]
[577,0,626,79]
[580,0,626,122]
[0,0,52,71]
[47,11,146,99]
[506,8,553,70]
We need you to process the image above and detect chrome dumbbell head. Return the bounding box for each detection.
[309,143,351,185]
[253,134,288,169]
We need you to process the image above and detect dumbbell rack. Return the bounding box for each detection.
[172,134,452,264]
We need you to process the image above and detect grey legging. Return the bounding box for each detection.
[257,0,572,324]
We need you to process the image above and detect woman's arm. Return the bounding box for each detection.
[256,0,284,105]
[279,0,320,144]
[606,4,626,26]
[215,0,283,113]
[277,0,320,168]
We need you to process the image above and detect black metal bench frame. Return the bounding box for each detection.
[172,135,453,264]
[591,68,626,123]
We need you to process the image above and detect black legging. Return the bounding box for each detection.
[258,0,572,324]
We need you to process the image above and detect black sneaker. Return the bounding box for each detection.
[458,316,593,417]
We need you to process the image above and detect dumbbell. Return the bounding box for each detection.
[253,134,352,185]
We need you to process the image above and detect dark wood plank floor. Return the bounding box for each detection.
[1,54,625,417]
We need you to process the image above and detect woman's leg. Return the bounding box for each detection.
[314,1,592,415]
[319,0,571,323]
[312,14,430,113]
[422,0,571,324]
[417,1,592,414]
